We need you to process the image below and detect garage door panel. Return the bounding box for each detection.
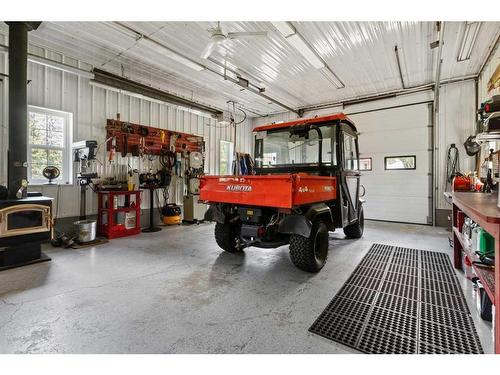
[358,128,429,154]
[352,106,430,132]
[363,197,429,224]
[361,175,428,197]
[350,103,431,224]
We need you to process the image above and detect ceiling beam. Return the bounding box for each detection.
[290,73,476,115]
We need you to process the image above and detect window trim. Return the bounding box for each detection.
[359,157,372,171]
[27,105,74,185]
[384,155,416,171]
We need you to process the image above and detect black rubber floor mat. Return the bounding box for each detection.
[309,243,484,354]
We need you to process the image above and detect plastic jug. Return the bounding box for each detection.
[471,226,481,252]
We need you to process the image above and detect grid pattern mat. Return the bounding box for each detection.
[309,244,484,354]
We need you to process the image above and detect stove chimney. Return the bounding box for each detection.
[6,22,41,198]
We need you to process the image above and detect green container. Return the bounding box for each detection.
[478,229,495,257]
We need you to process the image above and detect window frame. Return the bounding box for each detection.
[341,130,358,171]
[359,157,372,171]
[384,155,416,171]
[27,105,73,185]
[254,124,334,169]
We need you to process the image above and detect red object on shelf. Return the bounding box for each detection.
[97,190,141,239]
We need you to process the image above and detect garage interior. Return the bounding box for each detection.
[0,18,500,355]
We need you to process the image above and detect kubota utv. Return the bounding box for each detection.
[200,113,364,272]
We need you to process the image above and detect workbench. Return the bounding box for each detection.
[452,192,500,353]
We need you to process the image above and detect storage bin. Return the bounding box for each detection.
[478,229,495,257]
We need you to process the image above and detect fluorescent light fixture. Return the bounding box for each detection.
[0,44,95,79]
[457,22,481,62]
[272,21,346,89]
[286,33,325,69]
[89,81,213,119]
[27,54,95,79]
[272,21,324,69]
[271,21,296,38]
[320,67,345,89]
[140,37,206,72]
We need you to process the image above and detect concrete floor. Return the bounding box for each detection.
[0,221,493,353]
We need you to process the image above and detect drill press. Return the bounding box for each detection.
[73,140,98,220]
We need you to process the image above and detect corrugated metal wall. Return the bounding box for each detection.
[436,80,476,210]
[0,40,253,218]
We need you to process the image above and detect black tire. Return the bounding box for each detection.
[343,205,364,239]
[289,220,329,272]
[214,222,241,253]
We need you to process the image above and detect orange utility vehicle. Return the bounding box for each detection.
[200,113,364,272]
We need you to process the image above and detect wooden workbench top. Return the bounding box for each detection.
[452,192,500,224]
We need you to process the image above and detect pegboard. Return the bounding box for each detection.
[105,116,204,156]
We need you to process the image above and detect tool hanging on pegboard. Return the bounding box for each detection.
[106,113,204,157]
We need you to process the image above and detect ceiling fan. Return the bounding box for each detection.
[201,22,268,59]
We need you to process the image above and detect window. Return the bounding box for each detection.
[28,106,73,184]
[342,132,358,170]
[219,140,234,175]
[384,155,416,170]
[359,157,372,171]
[255,125,333,168]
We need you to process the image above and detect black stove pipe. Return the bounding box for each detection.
[6,22,40,198]
[7,22,29,198]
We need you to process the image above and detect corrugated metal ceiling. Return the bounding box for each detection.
[1,21,499,116]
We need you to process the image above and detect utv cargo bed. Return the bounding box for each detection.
[200,174,337,209]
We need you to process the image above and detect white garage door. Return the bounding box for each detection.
[349,104,432,225]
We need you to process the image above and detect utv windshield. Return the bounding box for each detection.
[254,125,334,168]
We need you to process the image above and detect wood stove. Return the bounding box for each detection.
[0,22,51,271]
[0,194,52,271]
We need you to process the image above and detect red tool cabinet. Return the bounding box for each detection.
[97,190,141,239]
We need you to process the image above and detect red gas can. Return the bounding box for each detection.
[452,176,471,192]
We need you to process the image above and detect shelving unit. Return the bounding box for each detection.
[97,190,142,239]
[452,192,500,353]
[453,227,495,301]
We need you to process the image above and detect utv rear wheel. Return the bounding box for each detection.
[289,220,329,273]
[214,222,241,253]
[343,205,364,239]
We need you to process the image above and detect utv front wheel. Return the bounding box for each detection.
[343,205,364,239]
[289,220,329,273]
[214,222,241,253]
